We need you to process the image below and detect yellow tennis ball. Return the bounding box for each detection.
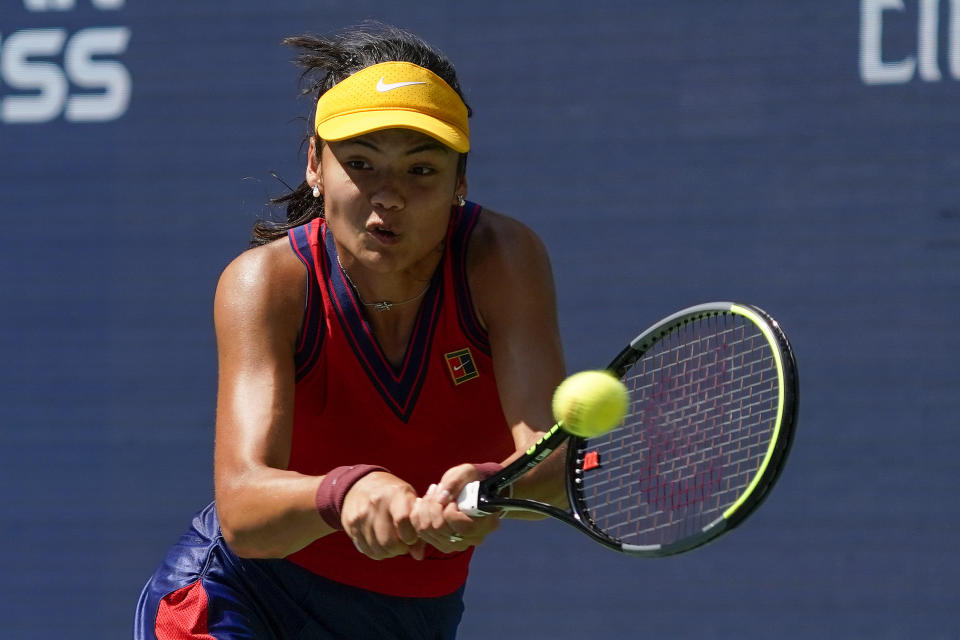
[552,370,629,438]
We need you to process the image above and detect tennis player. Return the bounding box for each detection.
[133,24,567,640]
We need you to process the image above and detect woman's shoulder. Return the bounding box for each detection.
[216,236,307,324]
[469,206,547,264]
[468,206,550,277]
[222,235,302,283]
[466,205,555,332]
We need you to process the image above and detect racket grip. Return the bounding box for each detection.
[456,481,485,517]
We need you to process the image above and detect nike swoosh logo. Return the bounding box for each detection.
[453,363,465,371]
[376,77,427,92]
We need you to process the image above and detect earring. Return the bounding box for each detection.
[456,194,465,207]
[312,184,320,198]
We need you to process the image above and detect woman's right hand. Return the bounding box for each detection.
[339,471,427,561]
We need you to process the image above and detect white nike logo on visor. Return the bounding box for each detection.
[376,77,427,92]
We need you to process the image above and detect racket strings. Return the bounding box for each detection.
[577,313,781,547]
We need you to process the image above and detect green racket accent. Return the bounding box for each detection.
[723,304,787,519]
[525,423,561,455]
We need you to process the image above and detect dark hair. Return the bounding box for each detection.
[250,23,472,247]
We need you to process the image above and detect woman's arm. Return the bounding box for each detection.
[411,210,568,547]
[212,240,422,560]
[468,210,568,510]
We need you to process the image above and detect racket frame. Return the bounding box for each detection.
[458,302,799,557]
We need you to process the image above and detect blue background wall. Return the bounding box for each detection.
[1,1,958,638]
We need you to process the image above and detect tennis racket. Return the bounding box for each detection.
[457,302,799,557]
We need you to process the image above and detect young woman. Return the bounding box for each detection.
[135,25,566,639]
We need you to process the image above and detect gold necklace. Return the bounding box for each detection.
[336,255,430,312]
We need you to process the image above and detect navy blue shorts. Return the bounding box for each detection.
[134,503,466,639]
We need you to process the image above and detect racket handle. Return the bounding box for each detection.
[456,481,485,517]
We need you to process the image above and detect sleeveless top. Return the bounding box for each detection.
[284,202,515,597]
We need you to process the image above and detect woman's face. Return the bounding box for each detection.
[307,128,466,277]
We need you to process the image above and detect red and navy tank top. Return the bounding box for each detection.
[284,202,515,597]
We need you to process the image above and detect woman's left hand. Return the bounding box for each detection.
[410,463,501,553]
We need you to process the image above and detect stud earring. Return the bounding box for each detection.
[456,194,465,207]
[312,184,320,198]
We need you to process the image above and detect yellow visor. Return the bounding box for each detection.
[314,61,470,152]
